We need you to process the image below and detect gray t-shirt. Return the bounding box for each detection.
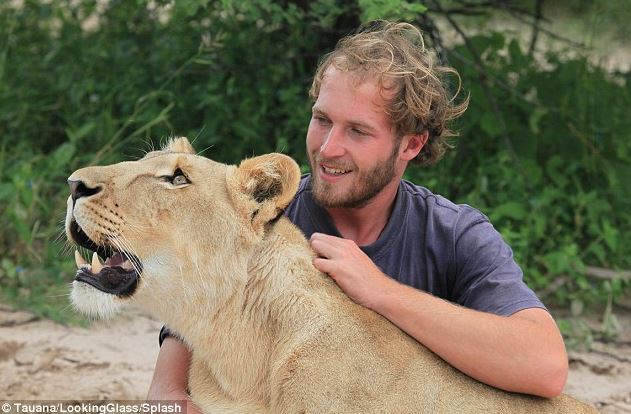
[284,175,544,316]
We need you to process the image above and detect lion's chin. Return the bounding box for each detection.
[71,281,125,319]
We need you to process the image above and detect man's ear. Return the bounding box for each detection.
[164,137,195,154]
[226,153,301,233]
[400,131,428,161]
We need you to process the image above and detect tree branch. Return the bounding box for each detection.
[537,276,569,299]
[528,0,544,55]
[584,266,631,281]
[498,3,586,49]
[418,14,449,65]
[427,0,526,183]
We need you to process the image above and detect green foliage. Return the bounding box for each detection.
[546,0,631,43]
[0,0,323,320]
[0,0,629,322]
[406,34,631,309]
[359,0,426,22]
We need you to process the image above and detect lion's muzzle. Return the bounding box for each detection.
[69,219,141,297]
[66,176,142,298]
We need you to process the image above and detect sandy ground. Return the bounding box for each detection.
[1,304,630,413]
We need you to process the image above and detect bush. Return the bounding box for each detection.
[0,0,628,321]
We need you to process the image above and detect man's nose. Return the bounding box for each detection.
[319,127,345,158]
[68,180,102,203]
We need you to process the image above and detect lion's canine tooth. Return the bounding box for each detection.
[91,252,104,273]
[74,250,88,268]
[121,259,134,271]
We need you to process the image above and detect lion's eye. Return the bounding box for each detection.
[172,174,189,185]
[166,169,190,186]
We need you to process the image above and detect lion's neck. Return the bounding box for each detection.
[247,219,335,321]
[208,219,334,396]
[147,218,336,402]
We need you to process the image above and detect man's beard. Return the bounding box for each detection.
[309,144,400,209]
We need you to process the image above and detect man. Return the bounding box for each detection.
[147,21,568,410]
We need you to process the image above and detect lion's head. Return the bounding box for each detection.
[65,137,300,320]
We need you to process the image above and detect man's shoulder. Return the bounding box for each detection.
[287,174,312,208]
[295,174,312,195]
[285,174,314,223]
[398,179,489,228]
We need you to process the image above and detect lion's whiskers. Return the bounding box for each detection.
[117,237,142,274]
[57,240,75,258]
[110,234,151,295]
[55,218,76,257]
[108,233,143,278]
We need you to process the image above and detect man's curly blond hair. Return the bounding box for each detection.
[310,20,469,166]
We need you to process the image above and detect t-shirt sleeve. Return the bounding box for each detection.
[450,207,545,316]
[158,325,183,346]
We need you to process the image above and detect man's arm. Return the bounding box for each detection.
[147,337,203,414]
[373,283,567,397]
[310,233,568,398]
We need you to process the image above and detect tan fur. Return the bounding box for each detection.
[66,138,597,413]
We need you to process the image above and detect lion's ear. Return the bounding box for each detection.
[164,137,195,154]
[226,153,301,232]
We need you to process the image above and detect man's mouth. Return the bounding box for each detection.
[321,165,352,175]
[70,220,141,297]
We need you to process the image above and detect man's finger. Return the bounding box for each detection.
[310,232,347,245]
[313,257,336,276]
[310,237,342,259]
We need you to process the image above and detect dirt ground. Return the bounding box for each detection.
[1,304,630,413]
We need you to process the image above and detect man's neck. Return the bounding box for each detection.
[325,178,400,246]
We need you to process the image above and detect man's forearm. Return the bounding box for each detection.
[370,278,568,397]
[147,337,203,414]
[148,337,192,398]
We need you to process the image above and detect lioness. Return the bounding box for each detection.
[66,137,596,413]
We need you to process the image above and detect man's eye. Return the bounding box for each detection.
[315,116,330,125]
[351,128,367,136]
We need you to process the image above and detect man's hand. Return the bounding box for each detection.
[309,232,396,309]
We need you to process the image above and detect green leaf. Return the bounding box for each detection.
[542,251,569,275]
[1,258,16,279]
[588,243,606,263]
[521,159,542,186]
[490,201,526,221]
[10,213,32,245]
[51,143,76,169]
[528,107,547,135]
[0,183,12,201]
[508,39,525,68]
[359,0,427,22]
[601,219,618,251]
[546,156,569,188]
[480,112,502,137]
[531,213,547,239]
[66,122,96,143]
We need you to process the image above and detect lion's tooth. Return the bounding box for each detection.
[91,252,104,273]
[121,259,134,271]
[74,250,88,269]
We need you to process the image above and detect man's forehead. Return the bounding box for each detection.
[323,65,396,92]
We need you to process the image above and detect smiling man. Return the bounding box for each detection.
[148,21,568,409]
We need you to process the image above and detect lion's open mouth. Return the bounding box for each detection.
[70,220,141,297]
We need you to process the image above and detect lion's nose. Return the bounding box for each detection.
[68,180,102,203]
